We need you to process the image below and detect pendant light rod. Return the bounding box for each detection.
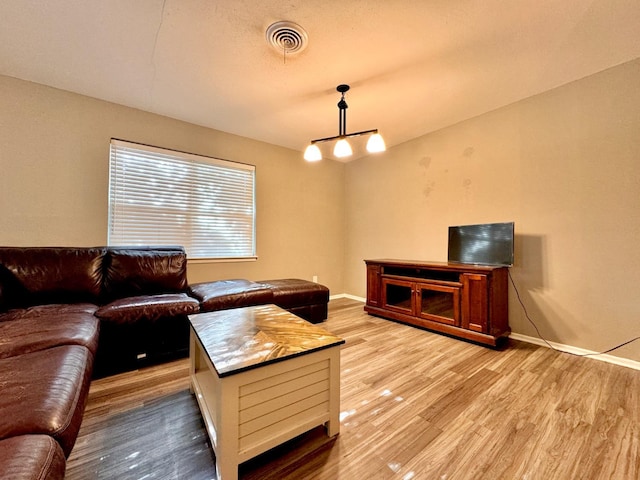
[337,84,349,137]
[309,128,380,145]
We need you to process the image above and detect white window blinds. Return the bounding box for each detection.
[108,139,256,260]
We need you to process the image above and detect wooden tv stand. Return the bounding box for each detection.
[364,259,510,346]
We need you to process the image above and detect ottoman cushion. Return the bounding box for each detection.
[190,279,274,311]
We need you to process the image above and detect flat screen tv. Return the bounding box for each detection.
[448,222,514,266]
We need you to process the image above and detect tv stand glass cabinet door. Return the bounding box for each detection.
[417,283,460,326]
[381,277,461,326]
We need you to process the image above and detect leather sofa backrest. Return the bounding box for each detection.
[0,247,106,309]
[102,246,189,302]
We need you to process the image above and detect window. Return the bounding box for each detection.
[108,139,256,260]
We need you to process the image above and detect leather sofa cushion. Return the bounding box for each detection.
[0,345,93,457]
[103,247,189,300]
[0,435,66,480]
[258,278,330,308]
[95,293,200,324]
[190,279,274,311]
[0,303,98,322]
[0,247,106,308]
[0,310,100,359]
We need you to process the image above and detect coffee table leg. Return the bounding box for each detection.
[326,348,341,437]
[215,459,237,480]
[215,445,238,480]
[216,378,240,480]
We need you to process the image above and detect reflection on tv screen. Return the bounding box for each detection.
[448,222,514,266]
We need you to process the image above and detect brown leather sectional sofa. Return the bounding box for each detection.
[0,246,329,479]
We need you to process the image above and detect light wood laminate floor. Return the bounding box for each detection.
[67,298,640,479]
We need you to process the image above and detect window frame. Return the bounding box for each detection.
[108,139,257,261]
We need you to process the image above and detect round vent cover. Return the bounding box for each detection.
[266,21,308,55]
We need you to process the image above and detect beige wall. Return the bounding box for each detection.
[3,57,640,363]
[0,75,345,292]
[345,58,640,362]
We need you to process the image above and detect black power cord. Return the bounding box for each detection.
[508,270,640,357]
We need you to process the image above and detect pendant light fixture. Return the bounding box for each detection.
[304,84,385,161]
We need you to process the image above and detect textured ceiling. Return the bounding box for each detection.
[1,0,639,161]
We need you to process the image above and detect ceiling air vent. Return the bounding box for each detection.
[266,21,308,56]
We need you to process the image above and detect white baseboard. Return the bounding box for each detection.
[509,332,640,372]
[330,293,365,302]
[329,294,640,371]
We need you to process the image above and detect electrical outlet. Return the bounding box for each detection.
[312,275,318,283]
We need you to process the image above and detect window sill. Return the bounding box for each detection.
[188,256,258,264]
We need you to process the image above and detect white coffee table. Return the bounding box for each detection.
[189,304,344,480]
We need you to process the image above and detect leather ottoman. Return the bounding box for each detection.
[258,278,329,323]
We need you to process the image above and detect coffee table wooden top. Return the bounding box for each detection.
[189,304,344,377]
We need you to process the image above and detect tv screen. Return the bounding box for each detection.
[448,222,514,266]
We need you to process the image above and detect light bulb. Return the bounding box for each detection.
[333,138,353,158]
[366,133,386,153]
[304,144,322,162]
